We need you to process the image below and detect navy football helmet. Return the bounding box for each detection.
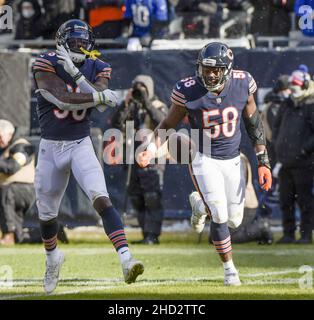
[196,42,234,92]
[55,19,95,63]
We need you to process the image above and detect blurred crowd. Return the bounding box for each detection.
[1,1,314,48]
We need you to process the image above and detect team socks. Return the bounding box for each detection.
[211,221,232,254]
[40,218,60,264]
[99,206,131,264]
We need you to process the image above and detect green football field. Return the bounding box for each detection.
[0,227,314,300]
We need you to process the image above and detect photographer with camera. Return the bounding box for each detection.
[112,75,167,244]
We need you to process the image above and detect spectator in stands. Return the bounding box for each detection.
[273,69,314,244]
[256,75,290,226]
[82,0,125,39]
[0,119,35,245]
[123,0,169,49]
[37,0,82,39]
[15,0,42,40]
[294,0,314,37]
[175,0,219,38]
[250,0,294,36]
[112,75,167,244]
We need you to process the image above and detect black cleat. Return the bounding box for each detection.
[131,234,159,245]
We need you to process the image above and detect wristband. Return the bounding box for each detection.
[92,92,103,104]
[256,150,271,169]
[73,71,83,82]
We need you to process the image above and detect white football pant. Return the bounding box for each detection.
[35,137,108,221]
[189,152,245,228]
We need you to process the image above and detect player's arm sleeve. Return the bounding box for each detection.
[34,72,100,111]
[0,143,34,175]
[32,55,56,75]
[242,94,266,146]
[74,60,111,94]
[170,84,187,108]
[247,72,257,96]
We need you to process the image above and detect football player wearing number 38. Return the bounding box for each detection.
[33,19,144,294]
[138,42,272,286]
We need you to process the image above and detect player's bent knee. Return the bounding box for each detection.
[228,214,243,229]
[93,196,112,213]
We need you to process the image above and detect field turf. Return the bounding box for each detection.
[0,227,314,300]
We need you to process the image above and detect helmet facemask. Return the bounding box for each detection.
[197,63,228,92]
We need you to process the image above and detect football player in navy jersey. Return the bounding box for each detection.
[138,42,272,286]
[32,19,144,294]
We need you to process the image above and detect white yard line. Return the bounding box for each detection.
[0,268,310,300]
[0,247,313,256]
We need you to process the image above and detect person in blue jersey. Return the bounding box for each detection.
[123,0,169,45]
[32,19,144,294]
[138,42,272,286]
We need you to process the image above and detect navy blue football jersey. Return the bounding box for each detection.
[171,70,257,159]
[32,51,111,140]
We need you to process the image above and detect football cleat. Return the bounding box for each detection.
[224,271,241,286]
[189,191,207,233]
[122,257,144,284]
[43,250,65,294]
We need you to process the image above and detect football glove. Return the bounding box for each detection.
[257,150,272,191]
[56,45,80,77]
[93,89,117,108]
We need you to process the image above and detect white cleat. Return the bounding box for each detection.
[189,191,207,234]
[224,271,241,286]
[43,251,65,294]
[122,257,144,284]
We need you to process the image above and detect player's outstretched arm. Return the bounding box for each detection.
[56,44,115,112]
[35,71,116,111]
[243,94,272,191]
[138,103,187,168]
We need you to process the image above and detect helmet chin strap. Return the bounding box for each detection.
[80,47,101,60]
[67,47,101,63]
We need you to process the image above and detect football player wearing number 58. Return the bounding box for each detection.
[138,42,272,286]
[33,19,144,294]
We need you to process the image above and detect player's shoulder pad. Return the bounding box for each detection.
[93,57,112,79]
[171,76,199,107]
[32,51,57,74]
[232,69,257,95]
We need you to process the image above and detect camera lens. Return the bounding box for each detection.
[132,89,142,100]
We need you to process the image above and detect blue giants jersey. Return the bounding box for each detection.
[171,70,257,159]
[32,52,111,140]
[124,0,168,37]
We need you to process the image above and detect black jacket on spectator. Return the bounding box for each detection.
[37,0,82,39]
[15,0,42,40]
[273,96,314,168]
[250,0,294,36]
